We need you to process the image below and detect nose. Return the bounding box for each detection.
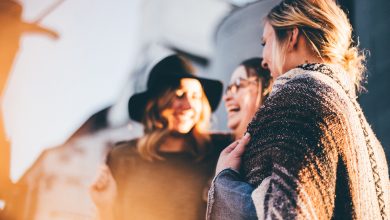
[179,95,192,110]
[261,59,268,69]
[223,90,233,102]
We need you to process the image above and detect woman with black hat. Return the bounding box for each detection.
[90,54,232,220]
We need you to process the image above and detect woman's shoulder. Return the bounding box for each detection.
[276,64,352,95]
[248,64,353,133]
[269,64,353,106]
[106,139,142,172]
[108,139,140,159]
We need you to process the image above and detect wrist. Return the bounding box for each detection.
[215,167,241,178]
[216,165,240,175]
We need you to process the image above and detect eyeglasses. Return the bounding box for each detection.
[225,77,258,95]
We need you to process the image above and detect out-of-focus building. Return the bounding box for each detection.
[16,0,235,219]
[19,108,142,219]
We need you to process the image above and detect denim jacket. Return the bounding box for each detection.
[206,168,258,220]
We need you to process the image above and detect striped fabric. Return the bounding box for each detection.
[243,64,390,220]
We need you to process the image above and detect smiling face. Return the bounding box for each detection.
[161,78,204,134]
[224,66,262,139]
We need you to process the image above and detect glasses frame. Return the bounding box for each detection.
[225,77,259,95]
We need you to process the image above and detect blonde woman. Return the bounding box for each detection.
[208,0,390,219]
[90,55,232,220]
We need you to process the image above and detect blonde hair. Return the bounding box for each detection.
[266,0,366,92]
[137,85,211,161]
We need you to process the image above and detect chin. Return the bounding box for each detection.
[227,125,240,137]
[227,120,238,130]
[176,125,195,134]
[234,124,246,138]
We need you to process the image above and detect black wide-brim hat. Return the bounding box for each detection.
[128,55,223,122]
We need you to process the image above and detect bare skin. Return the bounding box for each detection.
[89,78,205,219]
[215,132,251,174]
[224,66,262,139]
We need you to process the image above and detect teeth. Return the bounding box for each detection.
[227,106,240,112]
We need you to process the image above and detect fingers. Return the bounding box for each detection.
[215,133,251,175]
[91,165,111,191]
[221,132,251,155]
[232,132,251,157]
[222,140,240,154]
[89,164,118,212]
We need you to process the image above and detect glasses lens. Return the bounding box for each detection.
[225,78,258,95]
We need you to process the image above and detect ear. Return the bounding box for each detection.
[287,27,299,52]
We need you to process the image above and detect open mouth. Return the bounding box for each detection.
[227,106,240,113]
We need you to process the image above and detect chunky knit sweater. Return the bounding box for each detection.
[242,64,389,220]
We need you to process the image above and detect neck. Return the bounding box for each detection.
[285,35,326,73]
[159,135,189,152]
[302,56,324,65]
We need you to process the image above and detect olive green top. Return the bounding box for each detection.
[107,133,232,220]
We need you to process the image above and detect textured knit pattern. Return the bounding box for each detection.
[242,64,390,220]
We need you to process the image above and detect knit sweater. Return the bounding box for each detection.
[242,64,389,220]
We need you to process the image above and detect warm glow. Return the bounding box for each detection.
[0,199,5,210]
[2,0,140,182]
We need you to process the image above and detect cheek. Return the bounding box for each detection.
[161,109,173,126]
[263,46,272,65]
[169,99,179,109]
[193,101,203,116]
[240,91,258,113]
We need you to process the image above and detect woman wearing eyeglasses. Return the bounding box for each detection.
[208,0,390,219]
[224,58,272,140]
[205,58,272,219]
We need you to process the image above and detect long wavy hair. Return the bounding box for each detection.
[137,84,211,161]
[266,0,366,92]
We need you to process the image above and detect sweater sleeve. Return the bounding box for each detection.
[243,76,340,219]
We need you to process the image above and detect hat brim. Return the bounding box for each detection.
[196,76,223,111]
[128,91,151,122]
[128,77,223,122]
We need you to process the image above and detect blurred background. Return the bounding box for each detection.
[0,0,389,219]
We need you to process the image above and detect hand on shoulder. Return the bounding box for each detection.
[215,133,251,174]
[89,164,117,218]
